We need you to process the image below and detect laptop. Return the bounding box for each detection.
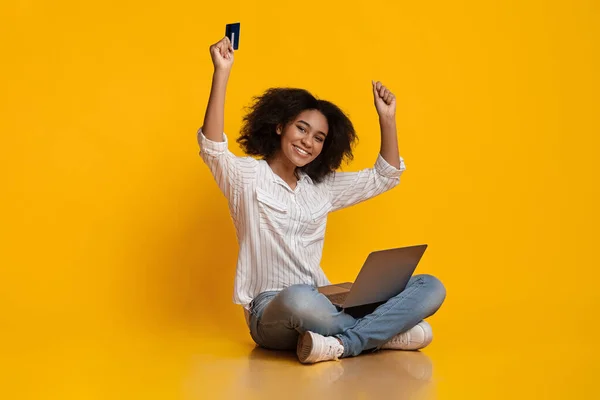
[318,244,428,318]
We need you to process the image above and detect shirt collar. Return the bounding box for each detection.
[262,160,313,190]
[297,170,313,184]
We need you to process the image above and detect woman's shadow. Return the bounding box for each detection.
[141,182,247,339]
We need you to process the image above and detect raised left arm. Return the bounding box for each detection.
[322,81,405,213]
[372,80,400,169]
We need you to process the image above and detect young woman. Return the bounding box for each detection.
[199,36,446,364]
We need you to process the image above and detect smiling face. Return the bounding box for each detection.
[276,109,329,168]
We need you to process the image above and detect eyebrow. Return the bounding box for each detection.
[298,120,327,136]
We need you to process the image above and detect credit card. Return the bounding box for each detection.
[225,22,240,50]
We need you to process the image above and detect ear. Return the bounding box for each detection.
[276,124,282,135]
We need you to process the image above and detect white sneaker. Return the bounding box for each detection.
[380,321,433,351]
[297,331,344,364]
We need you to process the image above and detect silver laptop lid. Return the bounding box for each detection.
[342,244,428,308]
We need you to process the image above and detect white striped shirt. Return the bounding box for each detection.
[198,129,406,309]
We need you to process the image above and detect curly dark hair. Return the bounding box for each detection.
[236,88,358,183]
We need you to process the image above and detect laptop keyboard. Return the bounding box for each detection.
[327,292,349,305]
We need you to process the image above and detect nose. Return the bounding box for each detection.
[300,136,311,148]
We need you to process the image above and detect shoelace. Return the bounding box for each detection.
[389,331,411,346]
[321,341,343,361]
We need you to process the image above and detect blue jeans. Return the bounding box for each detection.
[247,274,446,358]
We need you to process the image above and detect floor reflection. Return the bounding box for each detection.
[189,345,436,399]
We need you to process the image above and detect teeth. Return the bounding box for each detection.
[294,145,309,155]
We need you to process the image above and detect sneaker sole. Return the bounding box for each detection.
[418,321,434,348]
[297,331,315,364]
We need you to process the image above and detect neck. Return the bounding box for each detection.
[267,151,299,182]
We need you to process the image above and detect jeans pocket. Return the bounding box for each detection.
[248,291,281,347]
[250,291,277,316]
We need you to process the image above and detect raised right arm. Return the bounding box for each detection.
[202,36,234,142]
[198,36,258,216]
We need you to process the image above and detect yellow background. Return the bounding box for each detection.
[2,0,599,398]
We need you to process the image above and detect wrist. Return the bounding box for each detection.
[378,114,396,125]
[213,68,231,80]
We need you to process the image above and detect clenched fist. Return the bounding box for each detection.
[372,81,396,120]
[210,36,234,72]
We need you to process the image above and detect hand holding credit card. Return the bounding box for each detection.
[209,35,234,71]
[225,22,240,50]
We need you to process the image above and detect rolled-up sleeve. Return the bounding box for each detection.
[325,153,406,212]
[198,128,245,214]
[198,128,229,155]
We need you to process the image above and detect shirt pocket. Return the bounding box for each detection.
[255,187,289,235]
[301,201,330,248]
